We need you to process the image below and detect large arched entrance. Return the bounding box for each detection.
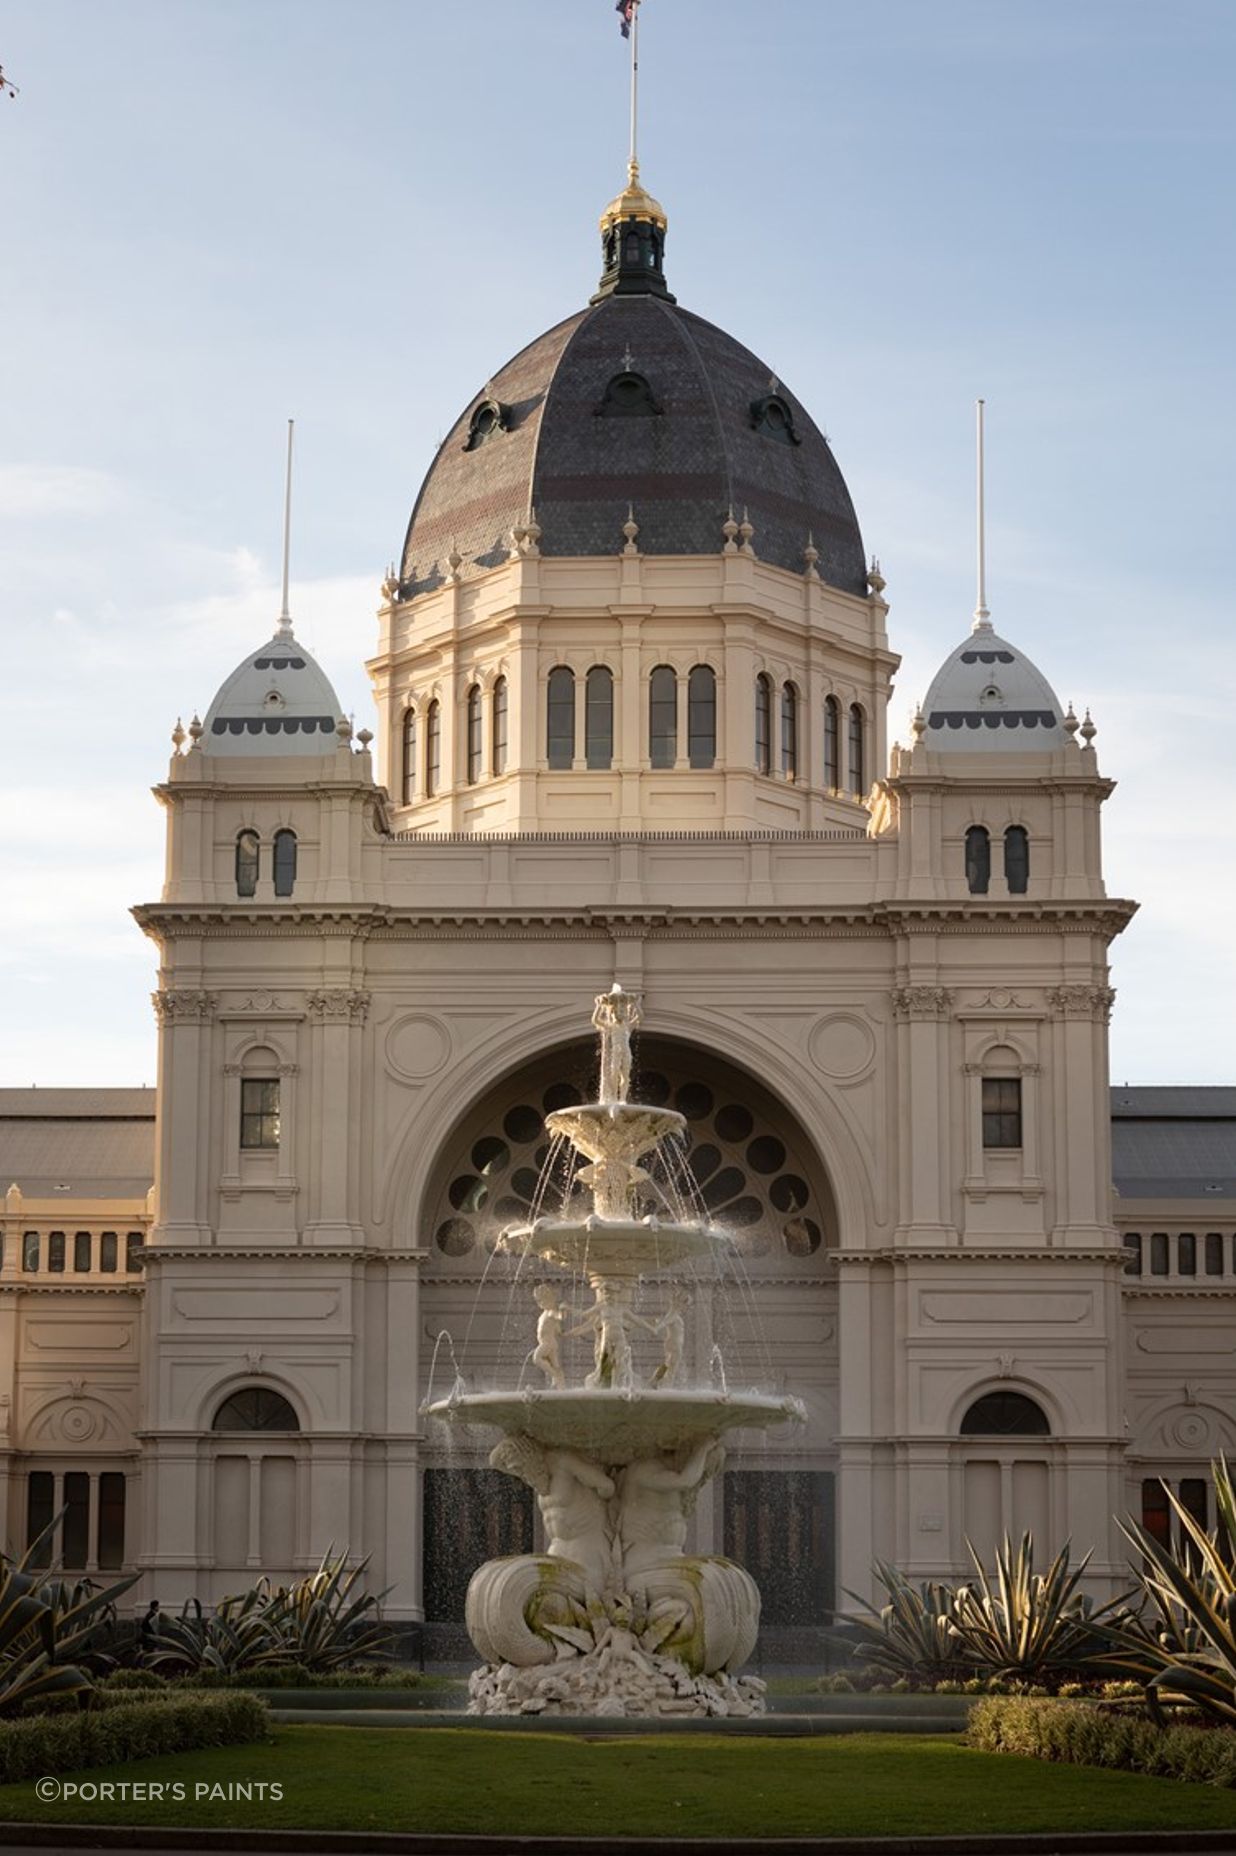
[418,1035,840,1656]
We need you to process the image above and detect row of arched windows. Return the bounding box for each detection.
[398,672,865,796]
[235,828,297,898]
[755,679,864,795]
[965,825,1030,895]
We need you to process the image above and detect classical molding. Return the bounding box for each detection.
[1047,984,1117,1022]
[151,989,217,1024]
[307,989,371,1023]
[891,986,953,1020]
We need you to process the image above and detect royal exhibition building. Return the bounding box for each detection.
[1,162,1233,1659]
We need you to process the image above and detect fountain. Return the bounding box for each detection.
[425,985,805,1717]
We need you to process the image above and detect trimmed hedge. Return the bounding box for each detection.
[968,1695,1236,1787]
[162,1665,434,1691]
[0,1692,268,1784]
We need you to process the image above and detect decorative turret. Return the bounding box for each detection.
[592,160,675,303]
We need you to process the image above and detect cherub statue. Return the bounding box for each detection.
[650,1287,689,1388]
[591,983,641,1104]
[567,1280,655,1391]
[532,1283,567,1390]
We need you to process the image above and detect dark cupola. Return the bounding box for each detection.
[592,159,675,304]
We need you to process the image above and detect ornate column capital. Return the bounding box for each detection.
[891,986,954,1021]
[152,989,217,1024]
[1047,984,1116,1022]
[307,988,371,1024]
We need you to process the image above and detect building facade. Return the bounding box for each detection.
[1,171,1232,1642]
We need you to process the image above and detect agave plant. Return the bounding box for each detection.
[147,1587,283,1675]
[845,1563,973,1683]
[1106,1458,1236,1726]
[0,1530,137,1714]
[267,1550,392,1672]
[947,1533,1123,1684]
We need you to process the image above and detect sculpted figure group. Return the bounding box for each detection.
[531,1281,688,1394]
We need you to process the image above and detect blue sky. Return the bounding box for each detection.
[1,0,1232,1086]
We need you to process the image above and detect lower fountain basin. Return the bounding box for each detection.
[425,1387,805,1463]
[497,1216,725,1277]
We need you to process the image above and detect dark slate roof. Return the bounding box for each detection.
[1111,1087,1236,1201]
[400,294,866,596]
[0,1090,155,1198]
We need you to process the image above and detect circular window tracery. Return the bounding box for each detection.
[426,1039,834,1268]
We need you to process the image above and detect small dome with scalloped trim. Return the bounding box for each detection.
[922,626,1066,752]
[201,626,343,757]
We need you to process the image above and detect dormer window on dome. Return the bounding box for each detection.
[464,397,509,452]
[749,393,801,446]
[596,370,662,417]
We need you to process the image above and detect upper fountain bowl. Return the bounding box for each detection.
[545,1102,685,1164]
[496,1214,724,1278]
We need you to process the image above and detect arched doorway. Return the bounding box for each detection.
[418,1035,841,1653]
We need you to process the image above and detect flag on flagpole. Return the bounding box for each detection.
[616,0,637,39]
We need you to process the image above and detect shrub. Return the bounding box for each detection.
[148,1549,393,1677]
[100,1667,169,1692]
[968,1695,1236,1787]
[0,1692,268,1784]
[165,1665,430,1691]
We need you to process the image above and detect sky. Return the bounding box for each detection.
[0,0,1233,1088]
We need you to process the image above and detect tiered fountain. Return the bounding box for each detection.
[426,985,804,1717]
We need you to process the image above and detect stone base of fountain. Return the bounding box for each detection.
[468,1649,767,1719]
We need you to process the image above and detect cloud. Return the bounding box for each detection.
[0,465,125,520]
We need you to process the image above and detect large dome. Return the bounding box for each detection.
[399,179,866,598]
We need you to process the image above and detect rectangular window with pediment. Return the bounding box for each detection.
[240,1078,280,1150]
[981,1077,1022,1149]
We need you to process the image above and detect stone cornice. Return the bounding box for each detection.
[144,1247,429,1263]
[832,1247,1124,1266]
[0,1283,144,1297]
[1122,1285,1236,1300]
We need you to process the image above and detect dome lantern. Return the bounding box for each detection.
[592,160,675,304]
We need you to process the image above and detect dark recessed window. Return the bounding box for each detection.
[212,1387,300,1432]
[1004,825,1030,895]
[272,829,297,898]
[100,1231,118,1273]
[749,393,801,445]
[401,708,417,804]
[586,667,614,770]
[965,826,991,896]
[688,665,716,769]
[235,830,260,898]
[1123,1231,1142,1276]
[22,1231,39,1273]
[426,699,441,796]
[960,1391,1050,1436]
[125,1232,144,1274]
[781,684,798,781]
[848,704,865,798]
[596,370,661,417]
[73,1231,91,1273]
[48,1231,65,1273]
[1178,1232,1196,1276]
[464,397,507,451]
[547,667,575,769]
[62,1471,89,1568]
[981,1077,1022,1149]
[492,679,508,776]
[240,1078,280,1151]
[98,1472,126,1570]
[649,665,677,769]
[1205,1232,1225,1277]
[1150,1232,1169,1276]
[26,1471,54,1565]
[823,696,840,790]
[466,685,482,785]
[1141,1478,1170,1548]
[755,674,772,775]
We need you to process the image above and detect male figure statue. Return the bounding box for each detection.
[489,1433,617,1591]
[616,1438,725,1576]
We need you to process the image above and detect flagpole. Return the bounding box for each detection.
[630,0,640,170]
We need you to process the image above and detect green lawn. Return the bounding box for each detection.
[3,1727,1236,1839]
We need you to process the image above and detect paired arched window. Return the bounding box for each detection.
[586,667,614,769]
[960,1391,1049,1437]
[1005,825,1030,895]
[466,685,482,785]
[754,674,772,775]
[426,700,441,796]
[848,704,865,797]
[781,684,798,781]
[272,829,297,898]
[823,696,840,790]
[235,831,260,898]
[688,665,716,769]
[492,678,508,776]
[547,667,575,769]
[965,825,991,895]
[212,1387,300,1432]
[401,707,417,804]
[649,665,677,768]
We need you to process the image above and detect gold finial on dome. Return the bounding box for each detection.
[599,158,668,234]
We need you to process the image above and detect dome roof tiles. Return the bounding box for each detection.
[400,294,866,597]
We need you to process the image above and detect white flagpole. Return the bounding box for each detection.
[630,0,640,170]
[278,418,295,637]
[973,398,990,631]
